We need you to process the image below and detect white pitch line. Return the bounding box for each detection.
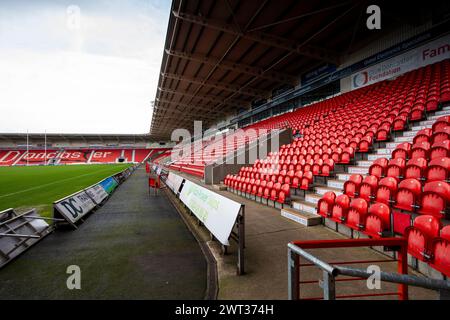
[0,166,126,199]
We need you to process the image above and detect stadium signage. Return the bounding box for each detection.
[166,172,184,194]
[301,63,337,86]
[100,176,119,194]
[179,180,242,245]
[53,166,136,227]
[54,191,97,224]
[85,184,109,205]
[351,34,450,89]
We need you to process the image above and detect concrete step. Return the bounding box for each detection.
[376,148,393,155]
[385,142,401,148]
[305,193,322,205]
[418,119,436,126]
[357,160,373,167]
[403,130,420,137]
[348,166,369,174]
[368,153,387,161]
[315,186,343,196]
[280,207,322,226]
[214,184,228,191]
[336,173,352,181]
[435,109,450,116]
[327,179,345,189]
[411,125,428,131]
[291,199,316,215]
[428,114,446,120]
[394,136,413,143]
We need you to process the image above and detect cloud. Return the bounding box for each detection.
[0,0,170,134]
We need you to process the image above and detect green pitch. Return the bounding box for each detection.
[0,164,132,217]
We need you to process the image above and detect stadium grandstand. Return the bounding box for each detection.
[0,133,171,165]
[1,0,450,307]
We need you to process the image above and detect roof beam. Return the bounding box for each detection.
[161,72,269,98]
[172,11,339,65]
[158,87,243,109]
[165,49,296,85]
[155,99,223,120]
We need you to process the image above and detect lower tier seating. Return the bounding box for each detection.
[0,148,170,165]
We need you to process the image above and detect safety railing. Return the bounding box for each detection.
[288,238,450,300]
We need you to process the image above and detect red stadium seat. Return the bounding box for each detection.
[257,180,267,197]
[320,159,334,176]
[405,157,427,181]
[277,183,291,204]
[386,158,406,181]
[418,181,450,218]
[346,198,369,231]
[300,171,313,190]
[405,215,441,261]
[343,174,363,198]
[359,175,379,202]
[432,116,450,132]
[411,141,431,159]
[392,142,411,160]
[431,126,450,144]
[430,226,450,277]
[426,157,450,182]
[430,140,450,159]
[369,158,389,179]
[413,128,433,144]
[375,177,398,205]
[317,191,336,218]
[331,194,351,223]
[270,182,282,201]
[393,178,422,212]
[364,203,392,238]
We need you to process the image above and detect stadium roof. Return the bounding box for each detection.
[0,133,154,145]
[150,0,434,139]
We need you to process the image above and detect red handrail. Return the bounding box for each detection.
[289,237,409,300]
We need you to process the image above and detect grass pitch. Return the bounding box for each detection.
[0,164,132,217]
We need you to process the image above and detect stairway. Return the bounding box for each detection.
[284,105,450,224]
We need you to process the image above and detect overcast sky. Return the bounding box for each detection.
[0,0,170,134]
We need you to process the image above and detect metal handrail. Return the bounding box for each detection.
[288,238,450,300]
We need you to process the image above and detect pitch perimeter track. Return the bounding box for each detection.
[0,167,207,299]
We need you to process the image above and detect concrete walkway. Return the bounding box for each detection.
[0,167,207,299]
[213,189,438,300]
[170,172,438,300]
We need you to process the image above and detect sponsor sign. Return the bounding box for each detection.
[54,192,96,224]
[179,180,241,245]
[100,177,119,194]
[351,34,450,89]
[113,172,124,184]
[85,184,108,205]
[166,172,184,194]
[301,63,337,86]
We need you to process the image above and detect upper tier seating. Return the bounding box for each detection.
[223,59,450,276]
[169,128,264,178]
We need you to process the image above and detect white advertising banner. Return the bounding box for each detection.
[179,180,241,245]
[352,34,450,89]
[54,192,97,224]
[85,184,109,205]
[166,172,184,193]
